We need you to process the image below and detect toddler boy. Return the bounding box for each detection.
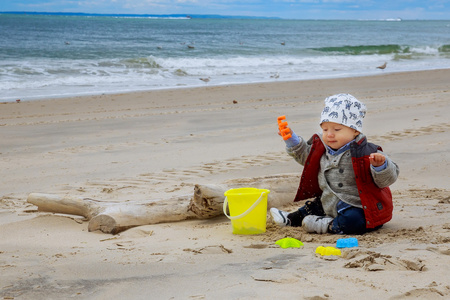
[271,94,399,234]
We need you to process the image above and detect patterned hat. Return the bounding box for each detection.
[320,94,366,132]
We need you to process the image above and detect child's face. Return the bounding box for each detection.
[320,122,359,150]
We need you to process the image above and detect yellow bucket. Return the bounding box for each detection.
[223,188,270,235]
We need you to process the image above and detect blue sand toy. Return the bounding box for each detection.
[336,237,358,248]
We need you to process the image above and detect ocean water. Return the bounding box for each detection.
[1,14,449,101]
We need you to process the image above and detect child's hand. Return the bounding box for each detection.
[277,116,300,147]
[277,116,292,140]
[369,153,386,167]
[277,127,291,137]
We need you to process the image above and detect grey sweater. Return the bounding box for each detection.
[287,134,399,218]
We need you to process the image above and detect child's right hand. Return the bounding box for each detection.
[277,115,292,140]
[277,116,300,147]
[278,128,291,137]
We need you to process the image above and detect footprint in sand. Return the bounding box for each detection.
[373,122,450,142]
[343,249,425,272]
[389,287,447,299]
[183,245,232,255]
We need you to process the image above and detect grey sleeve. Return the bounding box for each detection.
[286,136,311,166]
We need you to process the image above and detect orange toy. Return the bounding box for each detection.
[277,115,292,140]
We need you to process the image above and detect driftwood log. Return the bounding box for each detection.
[27,174,300,234]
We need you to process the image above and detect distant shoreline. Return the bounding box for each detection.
[0,11,281,20]
[3,11,449,21]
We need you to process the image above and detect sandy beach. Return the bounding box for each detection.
[1,69,449,299]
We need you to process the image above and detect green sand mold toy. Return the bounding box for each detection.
[275,237,304,249]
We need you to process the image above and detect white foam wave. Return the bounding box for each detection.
[409,46,440,55]
[1,53,448,101]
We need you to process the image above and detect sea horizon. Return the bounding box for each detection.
[3,11,449,21]
[1,11,282,20]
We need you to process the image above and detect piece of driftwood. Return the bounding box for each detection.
[27,193,195,234]
[27,174,300,234]
[189,174,300,219]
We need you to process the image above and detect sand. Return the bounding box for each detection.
[1,69,449,299]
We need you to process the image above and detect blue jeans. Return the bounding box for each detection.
[329,205,369,234]
[291,199,381,234]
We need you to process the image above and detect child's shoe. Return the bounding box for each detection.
[270,208,290,226]
[302,215,333,234]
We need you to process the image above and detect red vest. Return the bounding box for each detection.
[293,134,393,228]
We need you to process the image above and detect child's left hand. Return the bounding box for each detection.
[369,153,386,167]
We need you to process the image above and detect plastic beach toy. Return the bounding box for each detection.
[223,188,270,235]
[277,115,292,140]
[275,237,304,249]
[315,246,341,256]
[336,237,359,248]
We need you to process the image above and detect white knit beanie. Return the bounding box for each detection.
[320,93,366,132]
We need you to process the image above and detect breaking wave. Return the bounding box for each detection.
[310,44,449,56]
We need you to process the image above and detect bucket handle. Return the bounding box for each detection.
[223,191,267,220]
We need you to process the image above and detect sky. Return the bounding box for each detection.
[1,0,450,20]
